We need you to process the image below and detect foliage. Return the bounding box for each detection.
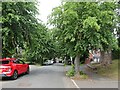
[2,2,56,65]
[2,1,119,67]
[66,64,75,77]
[23,24,56,65]
[2,2,38,58]
[48,2,118,73]
[112,48,120,59]
[49,2,118,56]
[66,64,88,79]
[79,71,88,79]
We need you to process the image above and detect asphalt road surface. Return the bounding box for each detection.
[1,63,76,88]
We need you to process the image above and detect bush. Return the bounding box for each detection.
[112,49,120,59]
[66,64,75,77]
[66,65,88,79]
[79,71,88,79]
[79,71,84,75]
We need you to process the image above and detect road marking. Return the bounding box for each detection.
[71,79,79,88]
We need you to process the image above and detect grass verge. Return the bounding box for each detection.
[90,59,118,80]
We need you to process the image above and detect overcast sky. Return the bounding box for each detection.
[36,0,61,25]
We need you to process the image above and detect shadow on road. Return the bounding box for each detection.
[53,63,64,66]
[1,74,29,81]
[1,64,67,82]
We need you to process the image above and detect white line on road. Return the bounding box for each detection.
[71,79,79,88]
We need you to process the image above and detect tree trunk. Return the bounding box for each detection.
[101,50,112,66]
[74,54,80,75]
[108,50,112,64]
[100,51,104,63]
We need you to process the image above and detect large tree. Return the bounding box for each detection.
[2,2,38,58]
[49,2,118,75]
[2,2,56,65]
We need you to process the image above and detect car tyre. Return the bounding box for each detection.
[11,70,18,80]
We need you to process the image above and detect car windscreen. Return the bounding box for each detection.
[0,60,10,64]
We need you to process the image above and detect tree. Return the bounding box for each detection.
[112,1,120,60]
[48,2,118,75]
[98,2,119,65]
[2,2,57,65]
[2,2,38,58]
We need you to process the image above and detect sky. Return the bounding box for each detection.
[36,0,61,26]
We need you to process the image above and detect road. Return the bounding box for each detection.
[1,63,76,88]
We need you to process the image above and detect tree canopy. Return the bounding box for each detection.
[2,2,39,57]
[2,2,56,65]
[48,2,119,74]
[1,1,119,73]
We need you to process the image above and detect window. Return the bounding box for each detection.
[15,60,25,64]
[19,60,25,64]
[0,60,10,64]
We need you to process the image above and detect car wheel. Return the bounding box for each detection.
[26,67,29,74]
[11,71,18,80]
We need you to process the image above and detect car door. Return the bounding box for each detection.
[15,60,24,74]
[19,60,27,73]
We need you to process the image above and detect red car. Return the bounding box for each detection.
[0,58,29,80]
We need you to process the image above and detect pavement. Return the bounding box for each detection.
[72,65,119,88]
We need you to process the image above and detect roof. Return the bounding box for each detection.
[0,58,16,61]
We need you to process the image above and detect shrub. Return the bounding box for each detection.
[79,71,88,79]
[66,65,88,79]
[66,64,75,77]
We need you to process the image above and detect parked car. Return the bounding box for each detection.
[43,60,53,65]
[59,60,62,63]
[0,58,29,80]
